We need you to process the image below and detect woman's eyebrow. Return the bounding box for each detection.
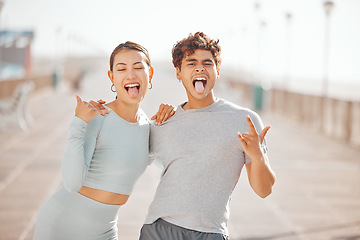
[116,61,143,66]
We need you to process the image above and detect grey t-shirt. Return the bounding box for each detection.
[145,98,267,235]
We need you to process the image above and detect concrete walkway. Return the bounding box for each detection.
[0,59,359,240]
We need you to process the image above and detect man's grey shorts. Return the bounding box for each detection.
[139,218,229,240]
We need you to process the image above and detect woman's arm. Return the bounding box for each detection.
[61,96,104,193]
[89,99,175,125]
[61,117,89,193]
[150,104,176,125]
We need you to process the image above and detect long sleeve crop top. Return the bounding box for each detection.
[61,108,150,195]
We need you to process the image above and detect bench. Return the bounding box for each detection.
[0,81,35,131]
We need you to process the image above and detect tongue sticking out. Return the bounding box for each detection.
[127,87,139,98]
[194,81,205,93]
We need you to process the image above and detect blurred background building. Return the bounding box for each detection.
[0,30,34,79]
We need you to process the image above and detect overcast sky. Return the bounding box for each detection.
[2,0,360,89]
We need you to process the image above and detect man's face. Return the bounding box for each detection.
[176,49,220,104]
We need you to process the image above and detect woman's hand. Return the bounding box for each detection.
[89,99,107,111]
[151,104,176,125]
[75,95,109,123]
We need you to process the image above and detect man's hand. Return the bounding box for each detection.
[75,95,108,123]
[151,104,176,125]
[237,115,270,160]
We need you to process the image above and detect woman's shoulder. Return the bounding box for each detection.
[138,108,150,125]
[86,114,106,134]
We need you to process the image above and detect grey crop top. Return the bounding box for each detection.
[61,108,150,195]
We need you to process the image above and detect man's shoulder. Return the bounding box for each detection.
[215,98,252,113]
[215,99,263,122]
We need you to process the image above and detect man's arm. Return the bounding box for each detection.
[237,115,276,198]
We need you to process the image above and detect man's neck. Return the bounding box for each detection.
[182,93,216,111]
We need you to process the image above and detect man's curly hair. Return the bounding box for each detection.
[172,32,221,69]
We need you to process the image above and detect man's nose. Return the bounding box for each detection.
[195,65,205,72]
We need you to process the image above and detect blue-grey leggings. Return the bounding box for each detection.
[33,187,120,240]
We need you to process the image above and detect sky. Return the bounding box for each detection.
[1,0,360,94]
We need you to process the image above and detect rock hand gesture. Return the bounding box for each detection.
[237,115,276,198]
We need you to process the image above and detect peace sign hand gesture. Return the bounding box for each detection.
[237,115,270,160]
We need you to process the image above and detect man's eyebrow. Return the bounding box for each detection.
[185,58,214,63]
[202,59,214,63]
[185,58,198,62]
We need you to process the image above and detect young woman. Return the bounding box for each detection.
[33,41,174,240]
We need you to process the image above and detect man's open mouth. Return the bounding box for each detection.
[193,77,207,93]
[124,83,140,97]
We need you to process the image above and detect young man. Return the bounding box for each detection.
[139,32,276,240]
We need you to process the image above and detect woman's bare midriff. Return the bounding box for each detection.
[78,186,130,205]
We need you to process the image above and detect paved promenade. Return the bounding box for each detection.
[0,59,359,240]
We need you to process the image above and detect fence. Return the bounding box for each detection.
[227,80,360,149]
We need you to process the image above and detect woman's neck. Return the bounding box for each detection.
[106,100,140,123]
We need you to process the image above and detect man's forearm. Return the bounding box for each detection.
[246,154,276,198]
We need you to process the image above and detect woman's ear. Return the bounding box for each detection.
[149,67,154,82]
[108,70,114,84]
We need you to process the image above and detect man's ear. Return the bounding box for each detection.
[108,70,114,84]
[216,67,220,80]
[176,67,181,81]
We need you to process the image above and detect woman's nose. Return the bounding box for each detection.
[127,69,136,79]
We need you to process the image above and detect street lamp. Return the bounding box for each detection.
[253,2,261,83]
[0,1,4,12]
[0,1,4,74]
[324,1,334,16]
[319,1,334,134]
[322,1,334,96]
[284,12,292,90]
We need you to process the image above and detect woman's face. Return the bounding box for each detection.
[108,49,153,104]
